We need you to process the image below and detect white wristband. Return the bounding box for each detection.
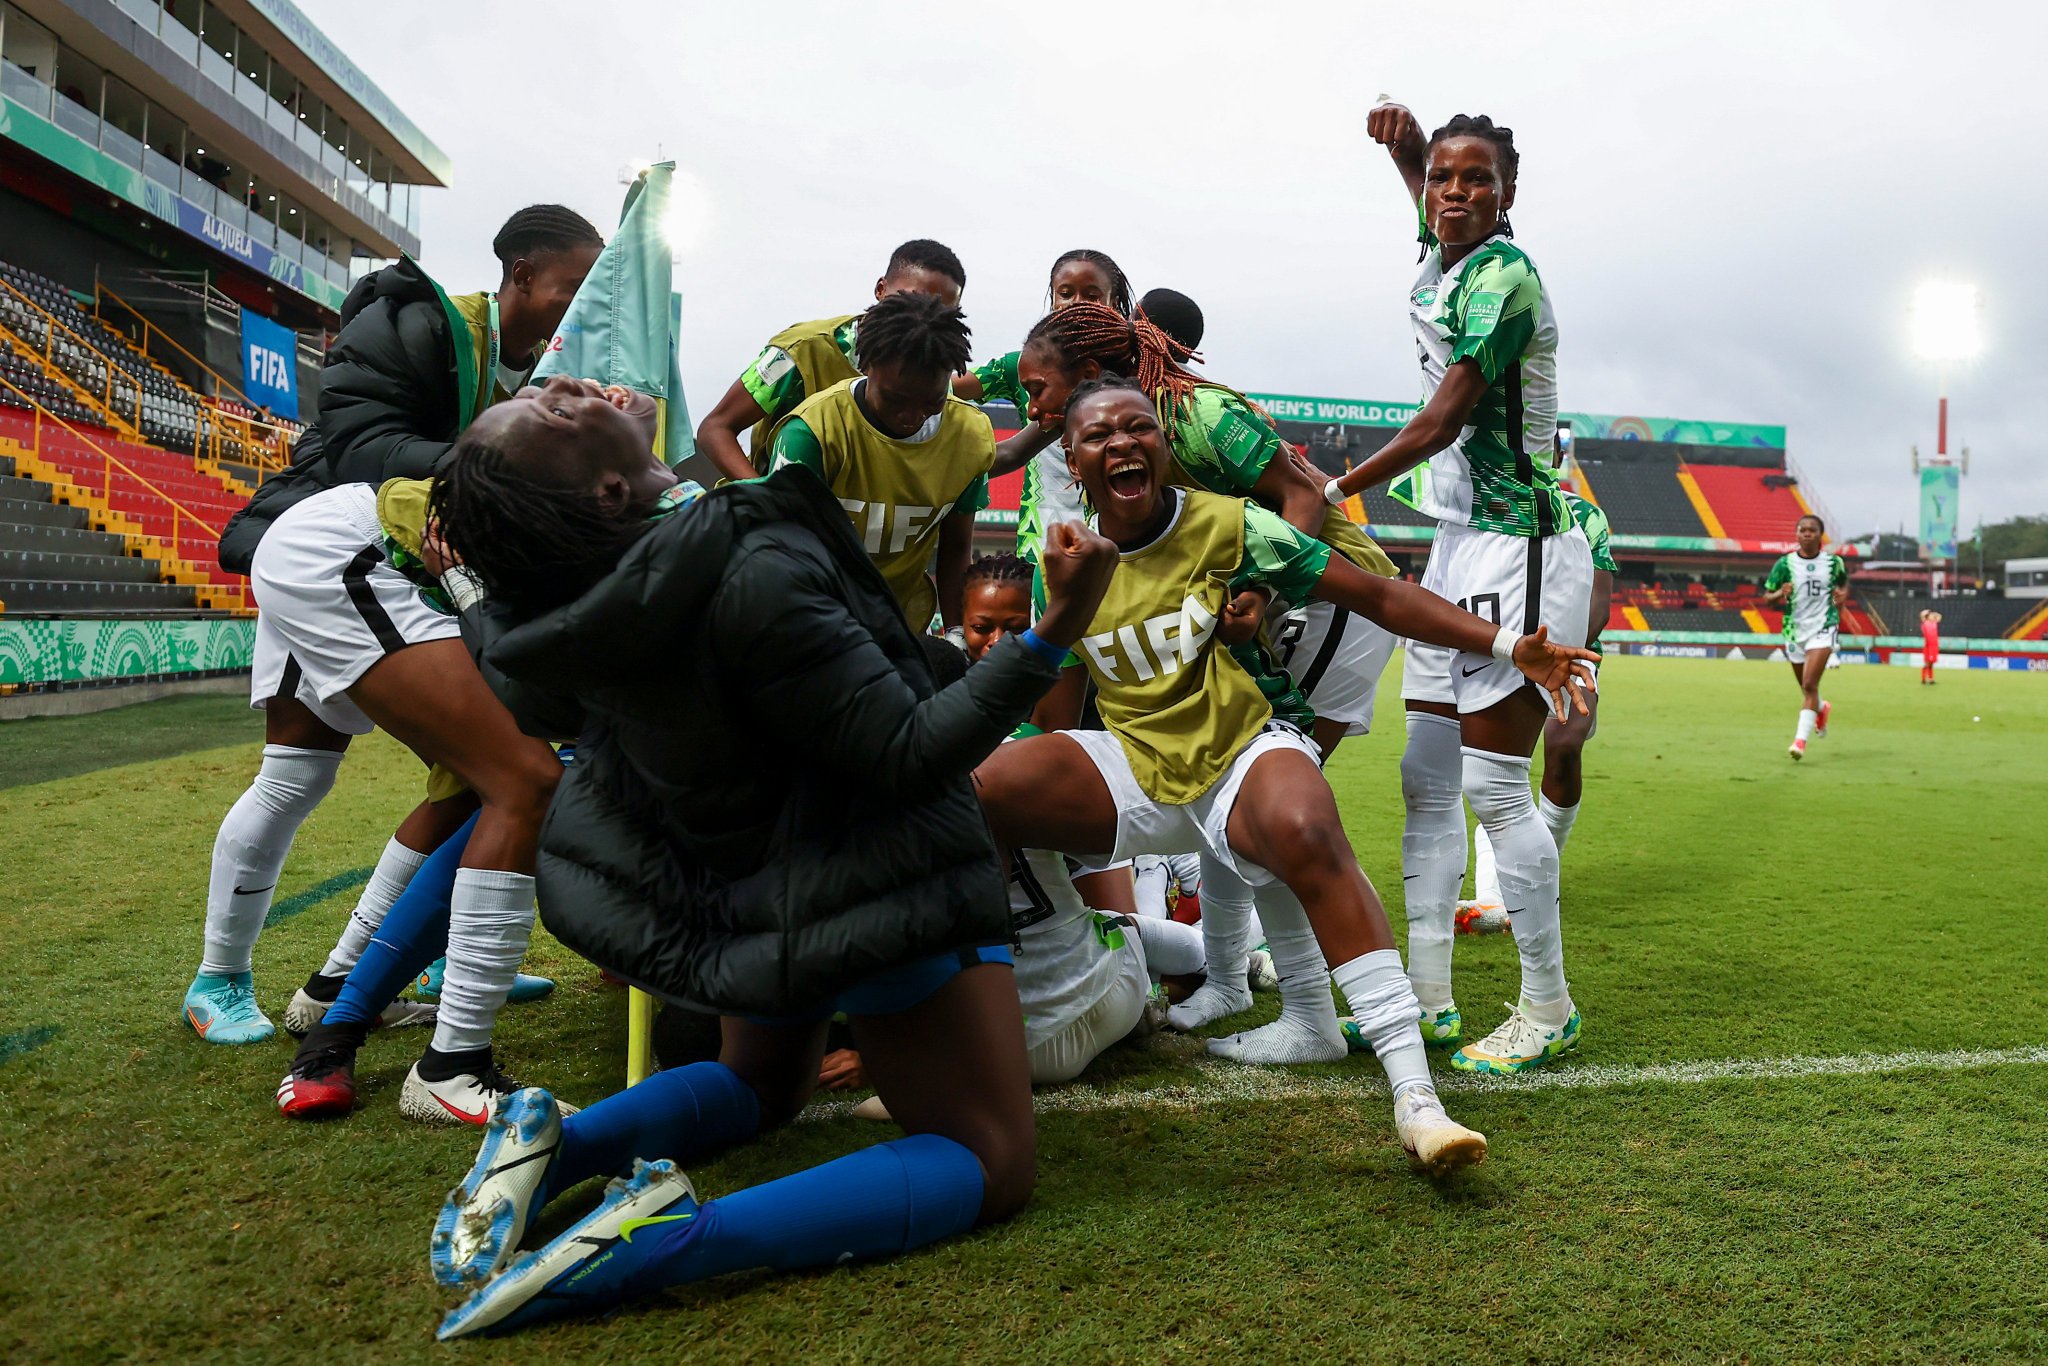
[1490,625,1518,664]
[1323,478,1347,507]
[442,565,487,612]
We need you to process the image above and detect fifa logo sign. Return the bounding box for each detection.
[1078,596,1217,683]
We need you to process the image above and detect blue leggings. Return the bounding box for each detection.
[321,812,473,1028]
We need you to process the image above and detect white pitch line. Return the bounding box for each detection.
[803,1042,2048,1119]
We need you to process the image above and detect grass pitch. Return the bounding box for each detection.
[2,656,2045,1363]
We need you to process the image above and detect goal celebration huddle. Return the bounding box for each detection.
[172,103,1847,1341]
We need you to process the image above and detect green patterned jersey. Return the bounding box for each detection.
[972,351,1026,409]
[1764,551,1847,641]
[1563,492,1617,573]
[1393,233,1566,538]
[1033,489,1328,804]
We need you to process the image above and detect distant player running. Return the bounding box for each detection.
[694,239,967,481]
[1762,513,1847,759]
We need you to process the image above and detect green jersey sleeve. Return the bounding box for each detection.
[767,416,828,477]
[739,343,806,423]
[1028,563,1080,668]
[1171,387,1286,496]
[972,352,1027,409]
[952,472,991,517]
[1448,251,1542,384]
[1830,555,1848,589]
[1564,494,1618,573]
[1763,555,1791,593]
[1232,502,1332,603]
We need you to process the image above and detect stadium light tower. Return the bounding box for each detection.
[1909,279,1982,585]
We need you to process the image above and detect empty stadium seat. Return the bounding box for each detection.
[1686,464,1811,541]
[1576,441,1709,538]
[1860,595,2033,639]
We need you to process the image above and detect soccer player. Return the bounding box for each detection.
[1919,608,1943,684]
[767,292,994,632]
[1762,513,1848,758]
[693,240,967,482]
[411,408,1121,1338]
[1322,104,1593,1075]
[976,377,1594,1159]
[1458,486,1614,935]
[954,249,1135,565]
[186,205,601,1044]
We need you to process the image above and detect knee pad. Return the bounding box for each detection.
[1461,748,1535,828]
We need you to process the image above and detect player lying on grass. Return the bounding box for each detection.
[413,415,1119,1338]
[1458,485,1614,935]
[692,238,966,481]
[1762,513,1847,759]
[971,377,1596,1164]
[1323,104,1593,1075]
[185,205,601,1045]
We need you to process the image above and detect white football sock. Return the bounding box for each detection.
[1471,816,1502,905]
[1165,852,1204,895]
[1400,712,1465,1009]
[319,837,430,978]
[1166,855,1255,1031]
[1207,883,1344,1064]
[1330,947,1434,1104]
[1130,915,1205,977]
[1463,747,1569,1012]
[199,745,344,977]
[1130,857,1173,919]
[428,868,537,1055]
[1795,708,1817,742]
[1538,794,1580,857]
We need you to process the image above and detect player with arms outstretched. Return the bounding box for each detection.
[1762,513,1847,759]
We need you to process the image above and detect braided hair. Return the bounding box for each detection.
[1427,114,1519,238]
[856,291,973,377]
[966,551,1033,593]
[1024,303,1242,427]
[491,204,603,272]
[1047,249,1133,317]
[886,238,967,289]
[429,431,650,613]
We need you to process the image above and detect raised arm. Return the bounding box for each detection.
[1368,100,1429,207]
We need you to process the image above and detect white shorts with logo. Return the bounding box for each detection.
[1274,598,1399,737]
[1785,628,1837,664]
[1402,520,1593,714]
[1065,724,1322,888]
[1025,933,1149,1085]
[248,484,461,735]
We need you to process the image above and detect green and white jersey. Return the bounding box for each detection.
[1764,551,1847,642]
[1563,492,1617,573]
[1009,844,1131,1050]
[1394,232,1566,538]
[967,350,1087,563]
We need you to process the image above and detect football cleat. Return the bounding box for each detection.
[283,976,437,1038]
[275,1026,361,1119]
[414,958,556,1005]
[432,1087,564,1287]
[183,971,276,1045]
[1247,946,1279,993]
[1394,1089,1488,1175]
[1449,1001,1582,1075]
[437,1159,699,1340]
[1343,1001,1462,1053]
[1815,700,1831,738]
[1454,900,1512,935]
[1788,738,1806,761]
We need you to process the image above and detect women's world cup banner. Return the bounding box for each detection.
[1919,465,1960,561]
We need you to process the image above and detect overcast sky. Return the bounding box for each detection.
[302,0,2045,539]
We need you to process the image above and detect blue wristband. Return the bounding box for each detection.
[1017,628,1069,667]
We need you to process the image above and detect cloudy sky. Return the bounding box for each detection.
[302,0,2044,538]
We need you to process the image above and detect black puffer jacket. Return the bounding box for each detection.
[220,257,479,574]
[480,465,1060,1016]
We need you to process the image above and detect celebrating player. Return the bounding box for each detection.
[411,413,1120,1338]
[1762,513,1848,758]
[693,239,967,481]
[975,377,1596,1163]
[1322,104,1592,1075]
[185,206,602,1045]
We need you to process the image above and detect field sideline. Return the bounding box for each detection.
[3,655,2046,1362]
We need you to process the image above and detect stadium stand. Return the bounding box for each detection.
[1858,594,2036,640]
[1573,440,1709,537]
[1686,463,1812,541]
[0,451,200,614]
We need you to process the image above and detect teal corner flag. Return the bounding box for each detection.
[534,162,695,465]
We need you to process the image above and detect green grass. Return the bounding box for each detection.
[2,657,2046,1363]
[0,693,261,791]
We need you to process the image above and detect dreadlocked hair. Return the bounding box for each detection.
[492,204,603,269]
[966,551,1033,592]
[1427,114,1519,238]
[1047,249,1133,317]
[886,238,967,289]
[856,291,973,377]
[1023,303,1210,409]
[429,432,652,613]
